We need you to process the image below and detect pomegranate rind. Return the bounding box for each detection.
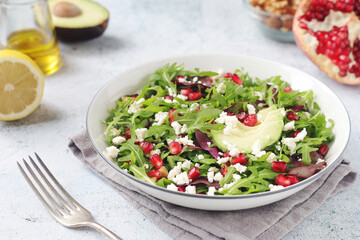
[293,0,360,85]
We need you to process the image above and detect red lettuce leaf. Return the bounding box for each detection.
[195,130,219,159]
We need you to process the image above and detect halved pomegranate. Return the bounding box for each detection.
[293,0,360,85]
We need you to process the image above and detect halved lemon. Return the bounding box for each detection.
[0,50,44,121]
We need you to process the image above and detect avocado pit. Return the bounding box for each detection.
[53,2,82,18]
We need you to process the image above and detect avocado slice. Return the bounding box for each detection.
[211,105,284,153]
[48,0,109,42]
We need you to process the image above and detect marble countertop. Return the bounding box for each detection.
[1,0,359,239]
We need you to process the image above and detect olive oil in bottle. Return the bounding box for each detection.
[7,29,62,75]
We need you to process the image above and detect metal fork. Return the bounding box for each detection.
[17,153,122,240]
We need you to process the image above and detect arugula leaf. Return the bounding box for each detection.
[119,142,146,166]
[129,164,156,185]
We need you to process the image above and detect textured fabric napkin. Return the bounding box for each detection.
[68,130,356,240]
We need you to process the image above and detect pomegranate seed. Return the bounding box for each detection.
[140,141,154,153]
[150,154,163,169]
[243,114,257,127]
[271,161,288,173]
[195,106,200,112]
[169,108,176,123]
[225,161,231,167]
[232,153,248,165]
[188,92,202,101]
[220,165,227,176]
[231,74,243,85]
[147,169,161,179]
[178,185,186,192]
[163,94,174,100]
[291,130,301,138]
[288,175,300,185]
[130,94,138,99]
[286,111,300,121]
[317,144,329,157]
[227,112,236,116]
[284,86,292,92]
[169,141,182,154]
[188,167,201,180]
[237,112,248,122]
[224,151,231,158]
[124,127,131,139]
[275,174,291,187]
[180,88,193,96]
[290,105,305,112]
[224,73,232,78]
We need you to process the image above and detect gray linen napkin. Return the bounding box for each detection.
[68,130,357,240]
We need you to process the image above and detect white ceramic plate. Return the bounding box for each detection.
[86,54,350,211]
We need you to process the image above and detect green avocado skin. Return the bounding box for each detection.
[211,106,284,153]
[55,19,108,42]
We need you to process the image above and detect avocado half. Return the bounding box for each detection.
[211,106,285,153]
[48,0,109,42]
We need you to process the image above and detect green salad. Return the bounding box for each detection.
[104,63,334,195]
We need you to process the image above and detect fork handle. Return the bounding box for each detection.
[85,221,122,240]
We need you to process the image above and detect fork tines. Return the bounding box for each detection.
[17,153,84,218]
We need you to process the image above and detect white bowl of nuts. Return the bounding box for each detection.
[244,0,301,42]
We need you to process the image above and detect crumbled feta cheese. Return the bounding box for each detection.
[234,163,247,173]
[208,167,219,172]
[269,184,285,191]
[153,111,168,126]
[213,172,224,181]
[195,155,204,160]
[218,152,224,156]
[192,77,198,83]
[223,181,236,189]
[207,171,215,183]
[275,142,281,151]
[316,158,325,164]
[251,139,266,158]
[255,91,264,100]
[177,76,187,83]
[167,183,178,191]
[167,162,182,180]
[190,103,199,111]
[266,153,277,162]
[181,104,188,108]
[112,136,126,145]
[175,135,194,146]
[222,140,240,157]
[166,86,176,97]
[207,186,216,196]
[281,109,286,116]
[215,112,239,135]
[181,160,192,169]
[150,149,161,156]
[145,164,149,169]
[106,146,119,159]
[217,157,230,165]
[109,128,121,137]
[195,163,200,168]
[283,121,295,131]
[176,94,188,101]
[166,139,173,145]
[185,185,196,194]
[128,98,145,114]
[303,112,311,119]
[247,104,256,115]
[171,121,187,135]
[283,128,307,155]
[172,171,189,185]
[232,173,241,181]
[216,82,226,94]
[207,142,211,147]
[257,103,266,108]
[135,128,147,142]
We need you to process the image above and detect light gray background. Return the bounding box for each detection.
[1,0,359,239]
